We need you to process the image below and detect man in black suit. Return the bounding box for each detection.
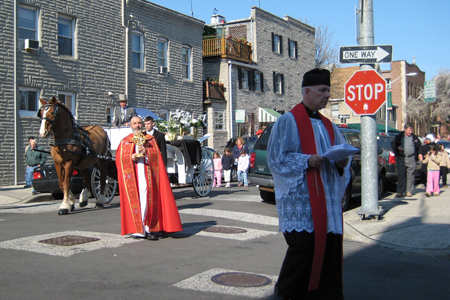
[144,116,167,167]
[113,94,136,126]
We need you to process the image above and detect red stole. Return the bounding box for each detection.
[116,133,182,235]
[290,103,335,291]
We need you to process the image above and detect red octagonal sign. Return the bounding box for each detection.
[344,70,387,115]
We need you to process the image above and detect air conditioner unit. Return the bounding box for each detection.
[158,66,168,74]
[24,39,39,51]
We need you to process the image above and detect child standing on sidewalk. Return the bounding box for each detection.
[237,149,250,187]
[438,144,450,188]
[222,148,235,188]
[212,151,222,187]
[423,143,441,197]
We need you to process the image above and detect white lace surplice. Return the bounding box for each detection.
[267,113,351,234]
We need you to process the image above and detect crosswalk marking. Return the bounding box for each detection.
[179,208,279,226]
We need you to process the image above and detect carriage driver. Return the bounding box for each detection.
[112,94,137,127]
[115,116,182,240]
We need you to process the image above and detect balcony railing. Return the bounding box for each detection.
[203,36,252,63]
[203,81,225,100]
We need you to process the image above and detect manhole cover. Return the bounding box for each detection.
[211,272,272,287]
[201,226,247,234]
[38,235,100,246]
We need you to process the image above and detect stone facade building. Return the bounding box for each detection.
[0,0,204,185]
[202,7,315,149]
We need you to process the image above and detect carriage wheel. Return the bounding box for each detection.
[90,167,117,204]
[193,147,214,197]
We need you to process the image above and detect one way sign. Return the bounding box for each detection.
[340,45,393,64]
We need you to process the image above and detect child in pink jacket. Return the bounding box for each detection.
[213,151,222,187]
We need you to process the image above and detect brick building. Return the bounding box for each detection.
[202,7,315,149]
[0,0,204,185]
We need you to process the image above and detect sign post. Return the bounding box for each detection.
[340,45,393,64]
[424,80,436,103]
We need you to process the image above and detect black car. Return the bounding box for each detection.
[248,124,387,211]
[224,136,258,153]
[33,164,85,199]
[33,164,117,202]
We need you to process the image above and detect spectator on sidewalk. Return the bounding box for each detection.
[423,143,441,197]
[419,134,434,187]
[222,148,235,188]
[391,123,421,197]
[237,149,249,187]
[438,143,450,188]
[25,137,47,194]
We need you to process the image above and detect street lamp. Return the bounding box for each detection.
[385,72,418,134]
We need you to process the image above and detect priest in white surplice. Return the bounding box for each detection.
[268,69,351,300]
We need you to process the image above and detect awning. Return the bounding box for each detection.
[259,107,281,122]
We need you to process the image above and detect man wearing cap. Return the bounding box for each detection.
[391,123,422,197]
[113,94,136,127]
[267,69,351,299]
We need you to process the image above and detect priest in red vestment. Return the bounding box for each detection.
[116,116,182,240]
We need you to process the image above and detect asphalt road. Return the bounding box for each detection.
[1,186,449,299]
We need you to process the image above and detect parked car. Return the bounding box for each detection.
[32,163,117,202]
[248,124,387,211]
[224,136,258,153]
[437,140,450,155]
[32,164,85,199]
[377,134,422,184]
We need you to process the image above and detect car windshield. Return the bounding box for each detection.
[254,125,273,151]
[437,141,450,148]
[377,135,394,149]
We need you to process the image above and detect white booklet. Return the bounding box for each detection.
[322,143,360,161]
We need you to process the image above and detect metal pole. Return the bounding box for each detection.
[356,0,382,219]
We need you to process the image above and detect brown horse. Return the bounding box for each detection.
[38,97,109,215]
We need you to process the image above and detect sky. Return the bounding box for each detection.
[149,0,449,80]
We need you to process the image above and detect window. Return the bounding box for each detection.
[19,6,38,41]
[106,107,113,124]
[271,33,282,54]
[181,45,191,79]
[58,16,74,56]
[132,32,143,69]
[58,92,76,115]
[19,88,39,116]
[214,111,224,130]
[158,109,169,121]
[242,69,249,90]
[273,72,284,94]
[254,72,263,92]
[157,38,168,68]
[331,104,339,117]
[288,39,298,58]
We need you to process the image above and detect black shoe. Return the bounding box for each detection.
[24,185,31,188]
[146,234,159,241]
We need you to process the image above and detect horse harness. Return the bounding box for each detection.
[38,103,93,165]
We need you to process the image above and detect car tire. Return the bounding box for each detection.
[260,190,276,202]
[231,167,238,182]
[342,184,351,212]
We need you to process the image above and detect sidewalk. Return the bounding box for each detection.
[1,184,450,257]
[344,185,450,257]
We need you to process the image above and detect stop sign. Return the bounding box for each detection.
[344,70,387,115]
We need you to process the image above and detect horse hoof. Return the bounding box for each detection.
[94,203,104,209]
[58,209,69,215]
[70,205,75,212]
[79,201,88,208]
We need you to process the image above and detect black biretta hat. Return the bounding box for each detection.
[301,68,331,87]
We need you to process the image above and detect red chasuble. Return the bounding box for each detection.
[290,103,336,291]
[116,133,183,235]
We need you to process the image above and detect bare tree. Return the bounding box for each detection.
[434,69,450,136]
[406,69,450,135]
[315,24,340,72]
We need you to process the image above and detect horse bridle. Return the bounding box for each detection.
[37,104,59,131]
